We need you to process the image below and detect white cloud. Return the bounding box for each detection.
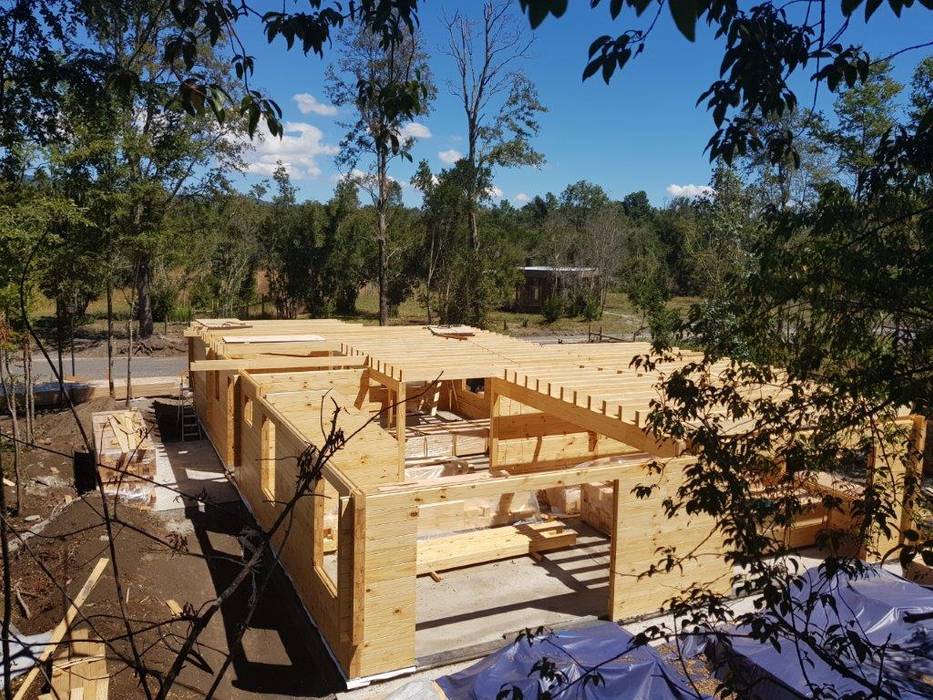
[438,148,463,165]
[292,93,338,117]
[486,185,503,200]
[667,183,715,199]
[242,121,339,179]
[514,192,531,203]
[399,122,431,141]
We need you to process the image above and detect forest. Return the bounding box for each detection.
[1,0,928,360]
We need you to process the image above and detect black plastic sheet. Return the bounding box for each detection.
[437,621,708,700]
[694,564,933,699]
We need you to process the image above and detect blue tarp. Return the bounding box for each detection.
[696,565,933,699]
[437,622,707,700]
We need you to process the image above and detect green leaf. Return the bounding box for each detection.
[669,0,698,42]
[582,58,602,81]
[841,0,863,16]
[864,0,884,18]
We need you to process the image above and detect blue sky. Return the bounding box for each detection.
[233,2,933,206]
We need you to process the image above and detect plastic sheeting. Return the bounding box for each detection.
[693,564,933,699]
[0,624,54,688]
[437,622,708,700]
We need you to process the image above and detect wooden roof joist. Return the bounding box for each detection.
[490,376,682,457]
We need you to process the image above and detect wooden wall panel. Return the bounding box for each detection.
[608,460,730,620]
[353,496,418,677]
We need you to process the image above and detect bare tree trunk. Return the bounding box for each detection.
[377,227,389,326]
[136,254,154,339]
[468,199,479,251]
[126,312,133,408]
[69,293,76,377]
[55,297,65,407]
[0,352,21,514]
[23,337,33,445]
[107,271,114,398]
[377,152,389,327]
[0,442,11,700]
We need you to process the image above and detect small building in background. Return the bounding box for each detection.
[512,266,599,311]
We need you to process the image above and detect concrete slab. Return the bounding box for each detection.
[414,522,610,659]
[150,438,239,511]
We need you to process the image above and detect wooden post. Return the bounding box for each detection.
[607,478,623,621]
[396,383,406,480]
[488,381,501,469]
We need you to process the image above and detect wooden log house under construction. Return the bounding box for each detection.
[185,319,926,686]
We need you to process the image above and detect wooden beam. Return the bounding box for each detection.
[491,376,681,457]
[371,453,674,506]
[189,356,366,372]
[607,479,623,620]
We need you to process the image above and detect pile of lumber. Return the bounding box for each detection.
[14,559,109,700]
[417,521,577,575]
[580,482,614,535]
[83,375,183,400]
[40,628,109,700]
[91,410,156,507]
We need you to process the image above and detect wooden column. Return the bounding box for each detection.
[489,380,514,516]
[396,382,406,480]
[607,478,624,621]
[488,381,501,469]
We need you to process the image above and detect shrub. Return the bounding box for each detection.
[541,295,563,323]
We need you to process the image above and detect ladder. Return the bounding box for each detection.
[179,373,202,441]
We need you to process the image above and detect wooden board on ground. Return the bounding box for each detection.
[416,521,577,575]
[14,559,109,700]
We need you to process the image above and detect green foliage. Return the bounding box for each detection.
[411,160,522,326]
[540,295,563,324]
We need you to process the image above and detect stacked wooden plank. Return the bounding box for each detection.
[416,521,577,575]
[39,628,109,700]
[83,375,183,400]
[580,482,614,534]
[91,410,156,507]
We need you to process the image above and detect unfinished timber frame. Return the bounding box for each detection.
[186,319,926,683]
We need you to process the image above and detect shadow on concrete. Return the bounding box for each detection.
[186,501,345,697]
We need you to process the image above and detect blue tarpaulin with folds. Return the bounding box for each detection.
[436,622,708,700]
[695,564,933,699]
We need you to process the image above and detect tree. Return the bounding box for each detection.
[687,166,759,298]
[511,3,933,697]
[831,61,903,188]
[740,108,832,209]
[620,190,654,221]
[445,0,546,250]
[559,180,611,233]
[412,159,522,326]
[326,18,434,325]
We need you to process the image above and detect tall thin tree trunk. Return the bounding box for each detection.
[22,337,33,445]
[377,153,389,327]
[136,254,154,339]
[1,442,11,700]
[106,271,114,398]
[468,205,479,251]
[377,230,388,326]
[69,295,76,377]
[55,298,64,407]
[0,352,20,514]
[126,312,133,408]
